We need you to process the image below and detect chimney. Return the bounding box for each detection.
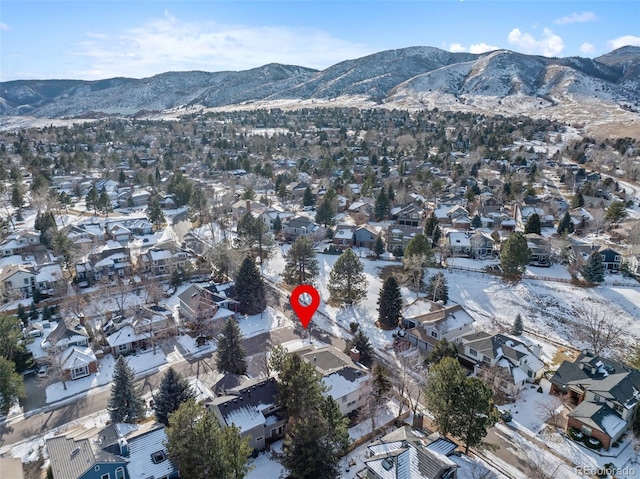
[118,437,129,457]
[413,413,424,429]
[246,200,251,213]
[349,348,360,363]
[78,314,86,326]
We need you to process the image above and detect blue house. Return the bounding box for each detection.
[47,422,179,479]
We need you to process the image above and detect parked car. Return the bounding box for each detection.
[38,365,49,378]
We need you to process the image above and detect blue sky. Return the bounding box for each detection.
[1,1,639,81]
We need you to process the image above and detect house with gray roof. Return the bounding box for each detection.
[47,422,178,479]
[365,426,459,479]
[457,332,545,397]
[550,351,640,449]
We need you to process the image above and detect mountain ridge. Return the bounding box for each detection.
[1,45,639,129]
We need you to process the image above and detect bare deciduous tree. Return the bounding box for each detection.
[570,302,626,355]
[536,395,566,428]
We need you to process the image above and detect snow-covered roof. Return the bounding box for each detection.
[61,346,97,370]
[106,325,145,347]
[323,367,368,400]
[127,427,176,479]
[600,413,628,438]
[224,405,266,433]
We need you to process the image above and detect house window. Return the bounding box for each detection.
[115,467,125,479]
[101,474,110,479]
[24,278,29,285]
[614,255,621,262]
[73,366,89,379]
[469,348,477,357]
[594,394,601,403]
[581,425,592,436]
[431,331,438,338]
[151,450,166,464]
[95,466,100,471]
[118,344,128,352]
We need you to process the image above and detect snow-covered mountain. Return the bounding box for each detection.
[1,46,639,126]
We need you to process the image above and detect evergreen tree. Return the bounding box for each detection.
[147,196,166,230]
[15,304,27,327]
[302,186,314,207]
[315,197,336,227]
[571,192,585,208]
[97,191,113,215]
[500,232,531,279]
[424,212,438,237]
[377,276,402,329]
[557,211,574,235]
[582,251,605,284]
[165,399,253,479]
[216,318,248,375]
[29,302,39,321]
[328,249,368,305]
[512,313,524,335]
[154,367,194,426]
[85,187,98,213]
[425,357,498,453]
[283,237,319,286]
[11,184,24,209]
[344,329,374,367]
[234,257,267,315]
[373,235,385,259]
[372,364,392,401]
[404,233,432,260]
[273,214,282,234]
[424,338,457,367]
[387,184,395,202]
[432,225,442,246]
[374,187,390,221]
[41,305,53,322]
[524,213,541,235]
[283,397,349,479]
[471,214,481,229]
[236,212,274,262]
[108,355,145,424]
[426,272,449,303]
[606,201,627,223]
[0,357,25,413]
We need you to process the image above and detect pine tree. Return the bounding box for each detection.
[373,235,385,259]
[557,211,574,235]
[377,276,402,329]
[154,367,194,426]
[315,198,336,227]
[85,187,98,213]
[234,257,267,315]
[216,318,248,375]
[374,187,389,221]
[424,338,457,367]
[0,357,25,413]
[344,330,374,367]
[571,192,584,208]
[41,305,53,322]
[16,304,27,327]
[500,232,531,279]
[606,201,627,223]
[273,215,282,234]
[426,272,449,303]
[404,233,431,260]
[283,237,319,286]
[583,251,605,284]
[29,302,39,321]
[425,357,498,453]
[328,249,368,305]
[165,399,253,479]
[432,225,442,246]
[524,213,541,235]
[471,214,481,229]
[108,355,145,424]
[424,212,438,237]
[512,313,524,335]
[98,191,112,215]
[147,196,166,230]
[302,186,314,207]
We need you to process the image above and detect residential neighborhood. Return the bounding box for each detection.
[0,106,639,479]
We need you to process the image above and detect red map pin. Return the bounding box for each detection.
[290,284,320,329]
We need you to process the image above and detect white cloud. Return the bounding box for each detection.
[449,42,499,54]
[0,22,9,31]
[580,42,595,54]
[469,43,500,54]
[507,27,564,57]
[607,35,640,50]
[72,13,372,80]
[554,12,597,25]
